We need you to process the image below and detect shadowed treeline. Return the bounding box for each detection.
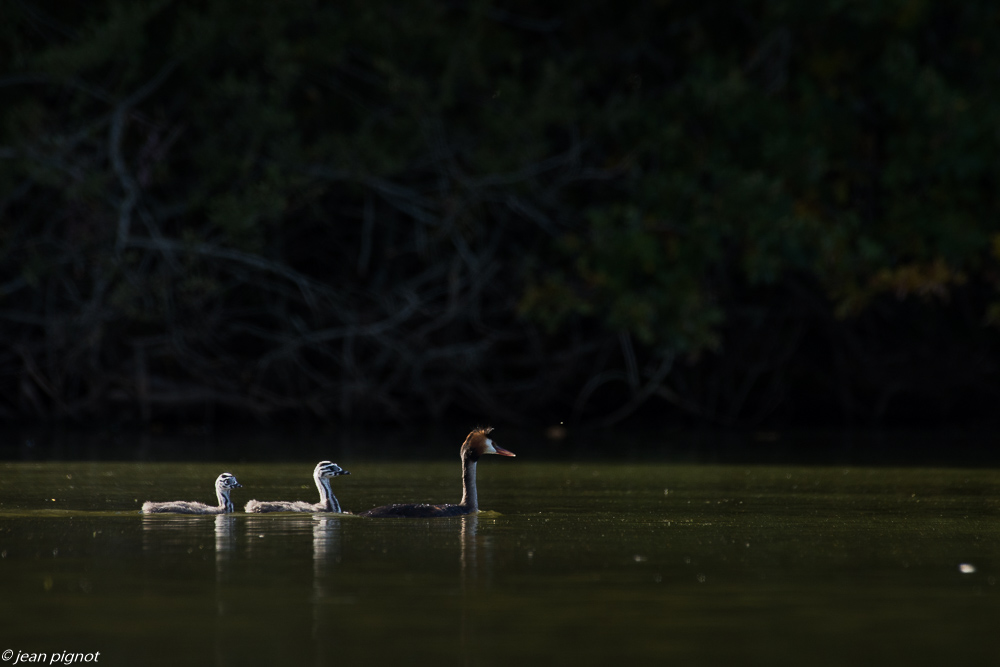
[2,1,999,428]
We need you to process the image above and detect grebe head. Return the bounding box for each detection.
[216,473,242,490]
[461,427,515,461]
[315,461,350,478]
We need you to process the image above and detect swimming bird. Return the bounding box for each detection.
[244,461,351,513]
[359,428,514,518]
[141,472,242,514]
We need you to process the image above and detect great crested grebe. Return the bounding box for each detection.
[359,428,514,518]
[141,472,242,514]
[244,461,351,513]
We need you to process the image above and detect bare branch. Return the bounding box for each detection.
[110,60,180,256]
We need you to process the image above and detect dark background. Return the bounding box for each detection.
[3,1,1000,434]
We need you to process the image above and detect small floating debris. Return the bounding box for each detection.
[959,563,976,574]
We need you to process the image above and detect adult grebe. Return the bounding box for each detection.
[359,428,514,518]
[141,472,242,514]
[244,461,351,513]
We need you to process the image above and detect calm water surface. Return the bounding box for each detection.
[1,458,998,666]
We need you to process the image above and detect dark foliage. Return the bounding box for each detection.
[2,1,999,427]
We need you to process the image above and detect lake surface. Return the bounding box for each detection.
[1,457,998,666]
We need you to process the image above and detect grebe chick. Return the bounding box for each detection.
[141,473,242,514]
[245,461,351,513]
[359,428,514,518]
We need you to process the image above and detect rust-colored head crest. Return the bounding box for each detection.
[462,426,514,458]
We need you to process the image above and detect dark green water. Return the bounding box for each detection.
[1,460,999,666]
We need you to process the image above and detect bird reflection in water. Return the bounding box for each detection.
[141,513,238,666]
[312,515,343,626]
[460,514,479,580]
[214,514,236,577]
[141,514,232,577]
[460,513,485,666]
[213,514,237,667]
[312,515,341,569]
[141,514,236,603]
[312,515,343,667]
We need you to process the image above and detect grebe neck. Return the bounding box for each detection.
[460,458,478,511]
[316,475,341,513]
[216,487,234,513]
